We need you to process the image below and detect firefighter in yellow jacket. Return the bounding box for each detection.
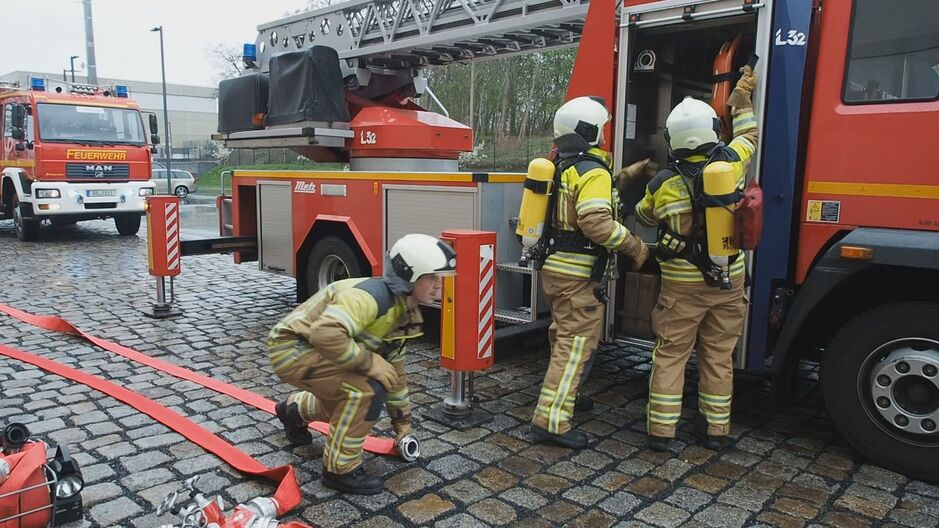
[530,96,651,449]
[269,234,456,494]
[635,67,759,451]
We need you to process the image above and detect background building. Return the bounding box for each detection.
[0,70,219,165]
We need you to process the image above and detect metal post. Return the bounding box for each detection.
[82,0,98,84]
[152,26,172,192]
[69,56,78,83]
[155,277,167,308]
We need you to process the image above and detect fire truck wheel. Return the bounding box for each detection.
[12,194,39,242]
[114,214,142,236]
[823,301,939,482]
[306,236,363,293]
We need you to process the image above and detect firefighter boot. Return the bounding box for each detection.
[531,424,588,449]
[695,416,729,451]
[275,400,312,445]
[321,466,383,495]
[574,395,594,412]
[647,435,672,452]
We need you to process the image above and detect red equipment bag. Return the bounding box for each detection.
[734,178,764,250]
[0,443,52,528]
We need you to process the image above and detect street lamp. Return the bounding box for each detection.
[69,55,79,82]
[150,25,172,192]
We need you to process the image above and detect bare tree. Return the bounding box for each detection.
[206,44,244,83]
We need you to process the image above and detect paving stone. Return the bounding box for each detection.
[302,499,362,528]
[538,500,583,523]
[820,511,873,528]
[598,490,643,516]
[441,479,493,505]
[593,471,633,492]
[664,486,712,512]
[565,509,617,528]
[833,492,893,519]
[353,516,404,528]
[628,476,670,498]
[718,483,773,512]
[523,473,572,495]
[435,513,490,528]
[474,467,519,493]
[82,482,123,506]
[693,503,751,528]
[635,502,691,528]
[466,498,518,525]
[121,468,176,491]
[561,484,608,506]
[398,494,455,524]
[755,511,805,528]
[428,454,483,480]
[88,496,143,526]
[500,487,549,510]
[772,497,822,520]
[386,467,444,497]
[121,451,172,473]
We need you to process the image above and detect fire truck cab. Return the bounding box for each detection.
[1,78,157,241]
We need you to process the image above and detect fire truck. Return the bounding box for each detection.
[207,0,939,480]
[0,77,158,241]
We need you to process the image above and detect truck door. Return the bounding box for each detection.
[610,0,773,368]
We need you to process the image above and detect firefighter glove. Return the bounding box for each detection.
[394,422,413,443]
[615,159,659,191]
[365,353,399,391]
[727,65,757,110]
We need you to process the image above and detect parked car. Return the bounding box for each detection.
[151,162,197,199]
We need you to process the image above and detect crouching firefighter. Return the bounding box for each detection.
[520,96,650,449]
[635,65,760,452]
[268,234,456,495]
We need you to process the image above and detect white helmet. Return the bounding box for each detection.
[665,96,721,157]
[553,96,610,146]
[388,234,457,283]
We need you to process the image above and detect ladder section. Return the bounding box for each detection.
[255,0,592,70]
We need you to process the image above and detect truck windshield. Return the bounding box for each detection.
[37,103,146,145]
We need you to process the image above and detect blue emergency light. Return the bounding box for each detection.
[30,78,45,91]
[115,85,129,98]
[243,43,258,63]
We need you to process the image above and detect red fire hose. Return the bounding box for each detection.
[0,303,396,457]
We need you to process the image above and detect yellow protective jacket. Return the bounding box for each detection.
[542,140,646,279]
[635,108,759,284]
[268,277,421,417]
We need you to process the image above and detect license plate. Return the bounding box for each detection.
[86,190,116,198]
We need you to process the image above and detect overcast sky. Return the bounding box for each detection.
[4,0,310,88]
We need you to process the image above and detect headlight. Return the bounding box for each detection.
[139,187,155,196]
[56,474,84,498]
[36,189,61,199]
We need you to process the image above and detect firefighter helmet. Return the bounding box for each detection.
[553,96,611,146]
[388,234,457,283]
[665,96,721,157]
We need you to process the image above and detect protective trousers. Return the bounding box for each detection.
[271,339,386,474]
[532,270,604,434]
[647,277,746,437]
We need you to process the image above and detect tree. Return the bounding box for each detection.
[206,44,244,84]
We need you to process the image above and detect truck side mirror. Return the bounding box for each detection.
[149,113,159,135]
[11,104,26,130]
[151,133,161,145]
[11,129,25,141]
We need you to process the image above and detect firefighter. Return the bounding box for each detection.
[268,234,456,495]
[530,96,651,449]
[635,66,759,451]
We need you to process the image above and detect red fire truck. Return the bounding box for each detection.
[206,0,939,480]
[1,77,158,241]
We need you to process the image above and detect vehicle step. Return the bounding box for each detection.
[496,262,534,275]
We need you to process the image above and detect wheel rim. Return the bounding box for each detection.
[317,254,351,289]
[175,187,188,198]
[861,337,939,444]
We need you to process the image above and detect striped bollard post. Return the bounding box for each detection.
[142,196,182,318]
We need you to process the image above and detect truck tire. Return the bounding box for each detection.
[822,302,939,482]
[114,214,142,236]
[12,194,39,242]
[305,236,363,294]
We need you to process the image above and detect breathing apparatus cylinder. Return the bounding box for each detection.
[702,161,738,266]
[516,158,555,248]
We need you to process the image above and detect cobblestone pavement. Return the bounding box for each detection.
[1,219,937,528]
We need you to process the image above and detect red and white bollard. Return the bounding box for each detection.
[427,229,497,429]
[142,195,182,318]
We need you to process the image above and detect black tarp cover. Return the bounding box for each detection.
[217,72,269,133]
[266,46,350,126]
